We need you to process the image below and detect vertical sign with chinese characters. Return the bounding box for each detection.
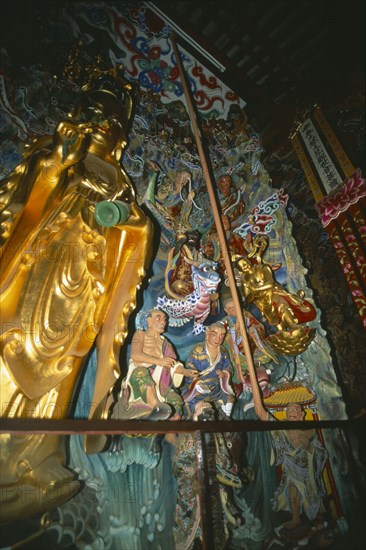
[298,118,343,194]
[291,106,366,329]
[291,105,355,201]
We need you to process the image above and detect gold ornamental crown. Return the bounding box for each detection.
[63,44,138,122]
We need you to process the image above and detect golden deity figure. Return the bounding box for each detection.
[0,67,154,522]
[233,235,316,355]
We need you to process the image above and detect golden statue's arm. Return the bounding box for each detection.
[0,121,92,253]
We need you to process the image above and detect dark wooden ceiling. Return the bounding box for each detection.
[151,0,365,148]
[1,0,364,152]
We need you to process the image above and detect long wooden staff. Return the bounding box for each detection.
[170,34,262,405]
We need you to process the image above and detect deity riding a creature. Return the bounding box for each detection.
[232,235,316,355]
[157,258,221,335]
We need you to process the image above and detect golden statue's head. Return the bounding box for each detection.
[64,43,138,124]
[81,66,137,126]
[62,45,139,159]
[69,66,138,159]
[74,65,137,135]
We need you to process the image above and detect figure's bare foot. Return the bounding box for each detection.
[1,456,80,523]
[26,455,76,486]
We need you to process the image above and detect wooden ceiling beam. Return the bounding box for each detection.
[146,2,279,119]
[146,2,306,147]
[213,3,308,90]
[207,11,292,82]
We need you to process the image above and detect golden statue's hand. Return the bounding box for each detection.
[52,121,92,168]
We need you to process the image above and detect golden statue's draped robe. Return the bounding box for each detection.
[0,89,154,521]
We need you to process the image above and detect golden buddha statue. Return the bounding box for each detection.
[0,67,154,522]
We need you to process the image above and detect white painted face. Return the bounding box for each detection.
[206,326,226,347]
[147,310,167,334]
[224,300,236,317]
[286,403,304,421]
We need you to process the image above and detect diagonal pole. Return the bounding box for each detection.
[193,430,215,550]
[170,34,262,405]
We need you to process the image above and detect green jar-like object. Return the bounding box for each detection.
[94,200,131,227]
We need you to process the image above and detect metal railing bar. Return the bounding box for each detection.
[1,418,364,434]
